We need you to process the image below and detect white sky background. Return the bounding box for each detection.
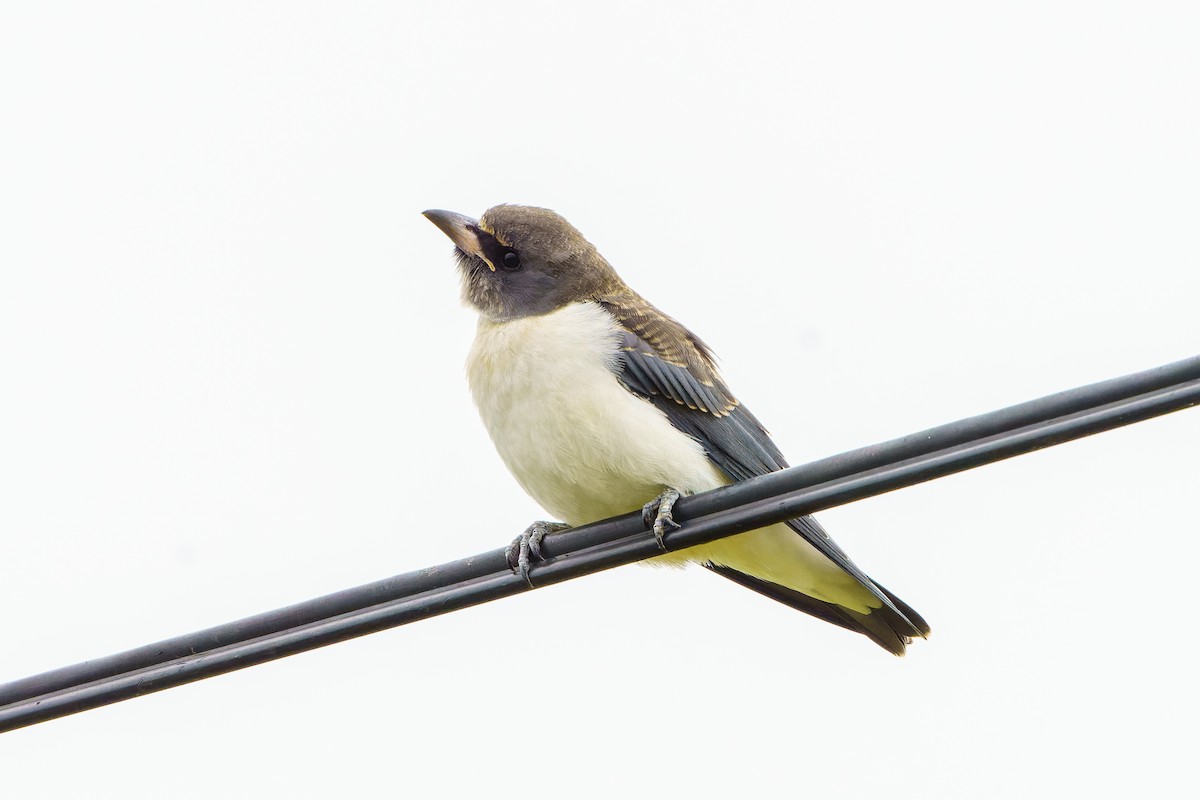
[2,2,1198,797]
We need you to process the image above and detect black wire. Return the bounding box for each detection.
[2,355,1198,733]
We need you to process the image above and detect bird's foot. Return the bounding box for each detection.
[505,520,571,587]
[642,488,683,551]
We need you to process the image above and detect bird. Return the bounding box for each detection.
[423,204,929,654]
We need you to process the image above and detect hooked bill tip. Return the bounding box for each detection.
[423,209,484,256]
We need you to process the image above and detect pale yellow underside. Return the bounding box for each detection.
[467,301,878,613]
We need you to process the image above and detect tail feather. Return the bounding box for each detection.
[704,563,929,656]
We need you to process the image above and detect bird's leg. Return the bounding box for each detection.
[505,520,571,587]
[642,487,683,551]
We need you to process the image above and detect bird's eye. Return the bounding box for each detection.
[501,249,521,270]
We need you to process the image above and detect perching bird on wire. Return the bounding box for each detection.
[424,205,929,654]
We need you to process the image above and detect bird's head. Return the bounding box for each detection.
[423,205,618,320]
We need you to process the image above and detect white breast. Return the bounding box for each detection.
[466,301,870,610]
[466,301,726,525]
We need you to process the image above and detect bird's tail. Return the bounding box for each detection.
[651,516,930,654]
[705,562,930,656]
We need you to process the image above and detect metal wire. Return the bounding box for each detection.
[2,355,1198,733]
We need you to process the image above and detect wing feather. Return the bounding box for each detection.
[598,294,925,642]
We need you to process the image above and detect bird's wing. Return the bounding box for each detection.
[599,296,852,561]
[598,294,928,643]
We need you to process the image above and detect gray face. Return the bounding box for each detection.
[424,205,617,320]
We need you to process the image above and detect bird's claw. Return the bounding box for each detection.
[642,488,683,551]
[505,520,571,587]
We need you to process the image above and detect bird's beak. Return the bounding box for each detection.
[422,209,492,268]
